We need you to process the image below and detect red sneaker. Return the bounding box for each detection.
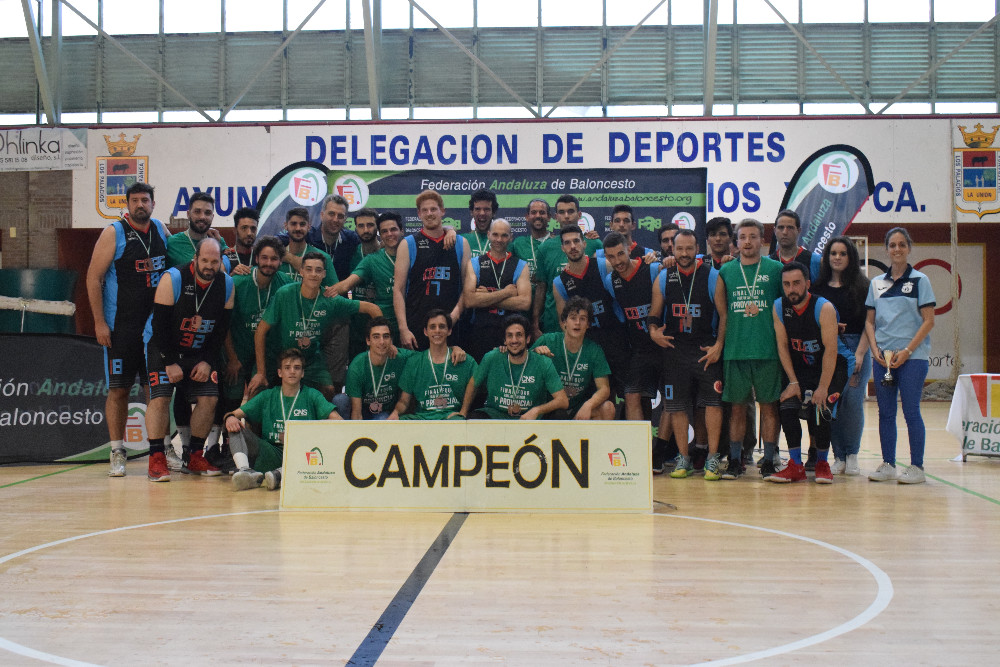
[147,451,171,482]
[814,460,833,484]
[766,460,806,483]
[185,449,222,477]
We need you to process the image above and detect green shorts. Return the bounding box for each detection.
[723,358,781,404]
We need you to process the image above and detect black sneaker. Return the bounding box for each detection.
[804,447,817,472]
[759,458,778,478]
[691,446,708,472]
[720,458,744,480]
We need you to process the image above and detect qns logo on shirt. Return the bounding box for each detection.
[292,408,308,417]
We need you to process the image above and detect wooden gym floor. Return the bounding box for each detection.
[1,402,998,666]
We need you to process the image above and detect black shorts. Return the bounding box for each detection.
[661,346,723,411]
[623,351,661,397]
[105,328,150,389]
[146,341,220,400]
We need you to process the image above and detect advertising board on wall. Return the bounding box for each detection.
[70,116,961,228]
[0,334,148,463]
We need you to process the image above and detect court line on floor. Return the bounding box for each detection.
[0,464,92,489]
[0,509,278,667]
[0,509,889,666]
[347,512,469,666]
[925,472,1000,506]
[661,514,894,666]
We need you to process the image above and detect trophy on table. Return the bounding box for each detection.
[881,349,896,386]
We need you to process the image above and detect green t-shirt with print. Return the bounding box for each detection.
[230,270,290,371]
[240,384,336,447]
[532,332,610,414]
[473,348,564,419]
[398,349,478,419]
[261,283,360,370]
[718,256,783,360]
[344,348,415,418]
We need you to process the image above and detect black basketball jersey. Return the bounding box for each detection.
[103,217,169,333]
[776,293,828,378]
[553,257,624,332]
[161,265,234,361]
[607,259,661,357]
[471,252,528,330]
[404,230,464,322]
[658,260,719,349]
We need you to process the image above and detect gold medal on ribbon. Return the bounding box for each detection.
[369,401,382,413]
[508,402,522,416]
[190,314,203,330]
[745,302,759,317]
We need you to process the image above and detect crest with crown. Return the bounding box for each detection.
[958,124,1000,149]
[103,132,141,157]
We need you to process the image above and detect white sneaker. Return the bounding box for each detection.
[898,465,926,484]
[232,468,264,491]
[164,445,184,472]
[264,469,282,491]
[868,461,897,482]
[831,458,846,475]
[109,449,126,477]
[845,454,860,476]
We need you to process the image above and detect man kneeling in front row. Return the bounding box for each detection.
[460,313,568,419]
[224,347,341,491]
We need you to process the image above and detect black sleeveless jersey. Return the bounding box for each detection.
[471,252,528,330]
[553,256,624,333]
[403,230,465,321]
[658,260,719,349]
[608,260,661,357]
[103,217,169,333]
[160,265,234,362]
[776,293,828,377]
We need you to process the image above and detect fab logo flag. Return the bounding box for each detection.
[778,145,875,256]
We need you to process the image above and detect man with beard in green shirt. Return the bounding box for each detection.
[531,296,614,420]
[222,236,289,412]
[393,310,478,420]
[224,347,340,492]
[328,212,404,342]
[707,218,784,480]
[462,314,568,420]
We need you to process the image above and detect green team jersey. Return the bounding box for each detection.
[230,270,291,370]
[166,230,230,269]
[474,348,564,419]
[262,283,360,369]
[240,384,336,446]
[532,332,610,413]
[535,236,602,333]
[510,233,554,285]
[718,256,783,360]
[279,244,339,287]
[345,348,415,417]
[398,349,478,419]
[462,229,491,256]
[351,248,397,326]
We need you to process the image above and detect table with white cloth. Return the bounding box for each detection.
[946,373,1000,461]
